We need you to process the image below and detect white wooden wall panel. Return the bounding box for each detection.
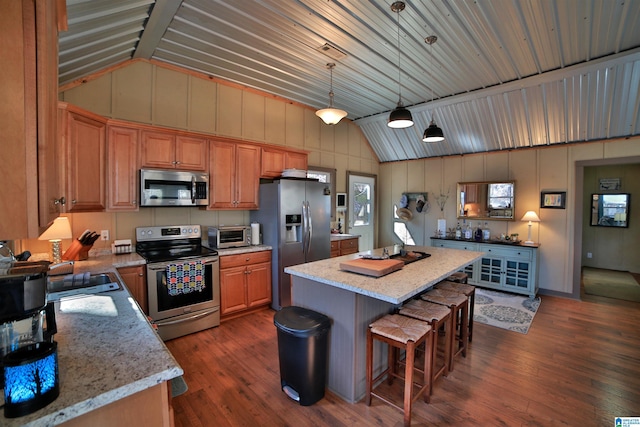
[217,85,242,137]
[188,77,216,134]
[264,97,285,145]
[154,67,188,129]
[112,61,153,123]
[242,91,265,142]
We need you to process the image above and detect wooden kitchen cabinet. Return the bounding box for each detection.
[107,124,139,211]
[140,130,208,171]
[59,103,107,212]
[220,250,271,319]
[209,140,260,209]
[1,0,61,238]
[330,236,360,257]
[261,147,308,178]
[117,265,148,314]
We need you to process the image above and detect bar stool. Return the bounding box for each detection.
[399,299,452,396]
[420,288,468,371]
[446,271,468,284]
[366,314,433,427]
[435,280,476,343]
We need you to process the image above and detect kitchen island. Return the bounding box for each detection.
[284,245,483,403]
[4,254,183,427]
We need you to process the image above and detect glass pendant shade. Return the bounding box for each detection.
[316,106,347,125]
[316,63,347,125]
[422,120,444,142]
[387,103,414,128]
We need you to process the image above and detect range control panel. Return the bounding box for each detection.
[136,225,201,242]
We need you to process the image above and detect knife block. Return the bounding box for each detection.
[62,240,93,261]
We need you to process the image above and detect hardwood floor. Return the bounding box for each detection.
[166,291,640,426]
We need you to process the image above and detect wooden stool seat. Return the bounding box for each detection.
[420,288,468,371]
[447,271,468,283]
[435,280,476,343]
[399,299,452,395]
[366,314,433,427]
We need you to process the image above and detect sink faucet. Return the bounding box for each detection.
[382,247,389,259]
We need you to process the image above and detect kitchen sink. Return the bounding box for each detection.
[389,250,430,265]
[47,272,120,292]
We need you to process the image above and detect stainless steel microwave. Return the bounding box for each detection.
[203,226,252,249]
[140,169,209,207]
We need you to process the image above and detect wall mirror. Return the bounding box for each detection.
[590,193,630,227]
[456,181,515,220]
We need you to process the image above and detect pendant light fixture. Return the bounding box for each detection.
[387,1,413,129]
[316,63,348,125]
[422,35,445,142]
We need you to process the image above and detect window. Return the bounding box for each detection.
[393,204,415,245]
[488,183,513,209]
[307,166,336,220]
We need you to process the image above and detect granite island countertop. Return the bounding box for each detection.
[285,245,484,305]
[3,253,182,427]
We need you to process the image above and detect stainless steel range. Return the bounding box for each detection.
[136,225,220,341]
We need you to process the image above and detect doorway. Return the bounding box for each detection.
[347,172,376,251]
[573,156,640,299]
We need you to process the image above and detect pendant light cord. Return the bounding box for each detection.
[396,6,402,105]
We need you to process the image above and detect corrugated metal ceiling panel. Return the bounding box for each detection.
[58,0,640,162]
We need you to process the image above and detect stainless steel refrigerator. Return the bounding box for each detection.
[250,179,331,310]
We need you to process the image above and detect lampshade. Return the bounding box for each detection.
[422,120,445,142]
[388,103,414,129]
[316,107,347,125]
[521,211,540,244]
[521,211,540,223]
[422,35,445,142]
[387,1,414,129]
[3,341,60,418]
[38,217,72,264]
[316,63,347,125]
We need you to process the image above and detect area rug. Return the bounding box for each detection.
[582,267,640,302]
[474,288,541,334]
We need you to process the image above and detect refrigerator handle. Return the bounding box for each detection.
[302,201,308,256]
[306,200,313,256]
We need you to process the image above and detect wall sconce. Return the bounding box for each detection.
[38,217,72,264]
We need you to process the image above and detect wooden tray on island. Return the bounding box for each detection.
[339,258,404,277]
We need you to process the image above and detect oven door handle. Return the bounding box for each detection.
[154,307,219,326]
[147,256,219,270]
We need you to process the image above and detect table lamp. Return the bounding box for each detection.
[521,211,540,244]
[38,217,73,264]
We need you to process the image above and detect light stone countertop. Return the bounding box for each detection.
[4,253,182,427]
[330,234,360,241]
[216,244,272,256]
[285,245,484,305]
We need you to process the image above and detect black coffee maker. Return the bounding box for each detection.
[0,267,59,418]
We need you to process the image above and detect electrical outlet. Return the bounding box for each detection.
[587,252,592,259]
[100,230,109,241]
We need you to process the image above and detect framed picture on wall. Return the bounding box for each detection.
[540,191,566,209]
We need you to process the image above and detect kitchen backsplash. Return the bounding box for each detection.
[15,208,251,256]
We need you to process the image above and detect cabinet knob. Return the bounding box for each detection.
[53,197,66,206]
[132,200,137,205]
[138,273,143,277]
[71,199,77,204]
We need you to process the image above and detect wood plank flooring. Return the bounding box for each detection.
[166,289,640,426]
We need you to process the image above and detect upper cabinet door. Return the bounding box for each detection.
[62,107,107,212]
[175,135,208,171]
[234,144,260,209]
[209,140,259,209]
[140,130,175,169]
[107,125,139,211]
[140,130,208,171]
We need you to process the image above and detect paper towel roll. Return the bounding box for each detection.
[437,219,447,237]
[251,223,261,245]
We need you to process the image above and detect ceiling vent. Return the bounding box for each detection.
[316,43,347,60]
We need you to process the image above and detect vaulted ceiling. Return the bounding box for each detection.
[59,0,640,162]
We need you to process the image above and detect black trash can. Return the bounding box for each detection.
[273,306,331,406]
